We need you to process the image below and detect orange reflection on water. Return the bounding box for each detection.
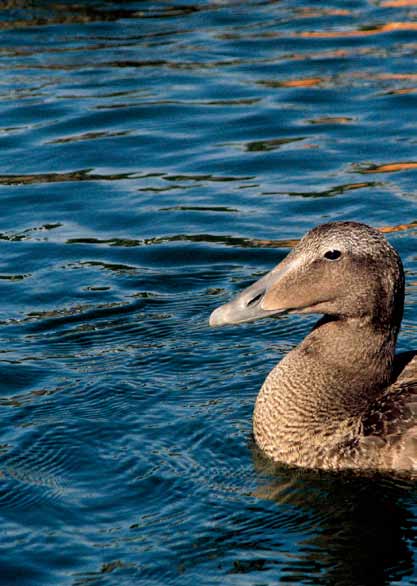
[281,77,324,87]
[298,21,417,38]
[361,162,417,173]
[295,8,352,17]
[309,116,353,124]
[266,77,326,88]
[386,87,417,95]
[381,0,417,6]
[378,222,417,234]
[349,72,417,94]
[377,73,417,80]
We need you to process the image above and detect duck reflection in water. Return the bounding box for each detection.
[251,449,417,585]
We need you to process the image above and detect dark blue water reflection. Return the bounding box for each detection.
[1,1,417,584]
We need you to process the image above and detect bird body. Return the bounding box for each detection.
[209,222,417,473]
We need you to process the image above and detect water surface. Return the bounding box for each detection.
[2,1,417,584]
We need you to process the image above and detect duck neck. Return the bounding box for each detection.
[302,315,398,408]
[254,314,400,462]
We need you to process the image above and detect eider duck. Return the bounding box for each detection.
[209,221,417,473]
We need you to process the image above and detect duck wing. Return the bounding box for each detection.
[361,352,417,471]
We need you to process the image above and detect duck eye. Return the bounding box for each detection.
[324,249,341,261]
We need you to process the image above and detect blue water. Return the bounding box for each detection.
[2,1,417,584]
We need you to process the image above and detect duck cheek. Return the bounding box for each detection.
[261,287,295,312]
[261,287,317,313]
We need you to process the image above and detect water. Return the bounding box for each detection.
[1,1,417,584]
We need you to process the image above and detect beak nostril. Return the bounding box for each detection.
[247,290,265,307]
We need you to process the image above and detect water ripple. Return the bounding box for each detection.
[1,1,417,585]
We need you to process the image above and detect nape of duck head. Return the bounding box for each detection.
[209,221,404,331]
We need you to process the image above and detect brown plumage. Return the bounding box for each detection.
[209,221,417,473]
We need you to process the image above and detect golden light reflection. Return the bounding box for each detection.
[378,222,417,234]
[308,116,353,124]
[298,22,417,38]
[360,162,417,174]
[381,0,417,6]
[295,8,352,17]
[260,77,326,88]
[280,77,325,88]
[385,88,417,95]
[377,73,417,80]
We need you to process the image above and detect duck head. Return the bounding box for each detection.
[209,221,404,330]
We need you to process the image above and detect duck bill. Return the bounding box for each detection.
[209,255,298,327]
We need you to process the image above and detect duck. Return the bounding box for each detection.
[209,221,417,473]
